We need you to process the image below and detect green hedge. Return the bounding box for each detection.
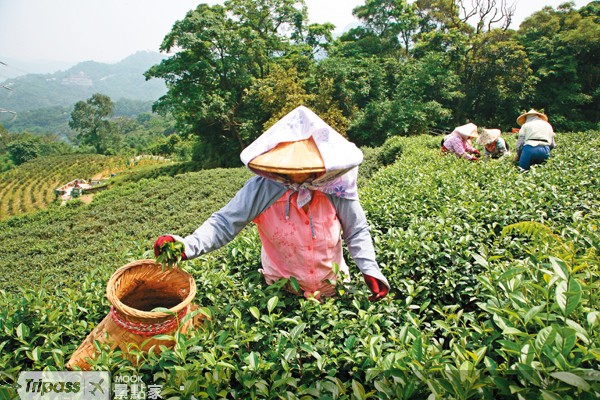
[0,132,598,399]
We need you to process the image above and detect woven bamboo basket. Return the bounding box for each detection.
[66,259,202,370]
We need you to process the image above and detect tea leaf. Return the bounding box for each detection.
[540,389,563,400]
[151,307,175,315]
[156,240,185,269]
[524,303,546,325]
[472,253,488,267]
[535,326,557,352]
[556,278,582,317]
[289,276,301,293]
[290,323,306,342]
[267,296,279,314]
[588,311,599,327]
[15,324,29,340]
[550,372,591,391]
[549,257,569,280]
[249,306,260,320]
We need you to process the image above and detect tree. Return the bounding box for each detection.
[348,53,461,144]
[69,93,116,154]
[7,136,40,165]
[145,0,309,167]
[352,0,420,56]
[244,64,314,129]
[460,29,536,129]
[412,0,524,124]
[312,55,392,120]
[415,0,515,34]
[518,2,600,130]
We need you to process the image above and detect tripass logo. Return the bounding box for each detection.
[17,371,110,399]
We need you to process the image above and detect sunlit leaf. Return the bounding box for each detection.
[535,326,557,352]
[549,257,569,280]
[550,372,591,391]
[267,296,279,314]
[556,278,582,316]
[249,306,260,320]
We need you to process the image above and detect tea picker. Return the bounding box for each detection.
[155,105,390,301]
[476,128,510,159]
[514,109,556,171]
[440,123,481,161]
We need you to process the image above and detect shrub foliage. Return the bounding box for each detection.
[0,131,599,399]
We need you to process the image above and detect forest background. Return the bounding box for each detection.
[1,0,598,170]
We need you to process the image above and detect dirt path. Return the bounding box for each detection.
[79,194,94,204]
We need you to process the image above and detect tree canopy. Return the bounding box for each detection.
[143,0,599,167]
[69,93,117,154]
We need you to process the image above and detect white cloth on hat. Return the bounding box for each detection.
[240,106,363,207]
[452,123,478,138]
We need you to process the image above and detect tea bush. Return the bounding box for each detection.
[376,135,404,166]
[0,131,598,399]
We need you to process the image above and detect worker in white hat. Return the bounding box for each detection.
[514,109,555,170]
[154,106,390,301]
[476,128,510,159]
[440,123,481,161]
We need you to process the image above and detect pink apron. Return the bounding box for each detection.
[253,190,349,299]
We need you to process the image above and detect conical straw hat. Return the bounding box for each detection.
[248,136,325,174]
[517,109,548,126]
[477,128,501,146]
[454,123,479,138]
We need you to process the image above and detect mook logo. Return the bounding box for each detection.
[17,371,110,399]
[112,374,148,399]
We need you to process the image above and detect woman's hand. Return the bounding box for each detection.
[154,235,187,260]
[363,275,389,302]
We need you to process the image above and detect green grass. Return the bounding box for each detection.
[0,132,598,399]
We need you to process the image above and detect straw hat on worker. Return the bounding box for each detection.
[477,128,510,159]
[476,128,501,146]
[453,122,479,138]
[248,137,325,174]
[517,109,548,126]
[241,106,364,189]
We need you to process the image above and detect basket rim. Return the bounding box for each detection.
[106,259,197,319]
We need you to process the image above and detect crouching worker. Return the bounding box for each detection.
[477,128,510,159]
[514,109,556,171]
[441,123,481,161]
[154,106,390,302]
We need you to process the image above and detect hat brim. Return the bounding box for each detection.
[248,165,326,174]
[477,129,501,145]
[454,123,479,138]
[248,137,326,175]
[517,110,548,126]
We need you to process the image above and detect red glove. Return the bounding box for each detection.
[154,235,174,257]
[470,156,479,162]
[473,149,481,156]
[363,275,389,302]
[153,235,187,260]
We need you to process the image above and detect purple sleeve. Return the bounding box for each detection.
[464,140,476,153]
[445,134,466,157]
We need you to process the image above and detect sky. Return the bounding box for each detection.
[0,0,593,76]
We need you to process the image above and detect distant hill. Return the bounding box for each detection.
[0,51,167,113]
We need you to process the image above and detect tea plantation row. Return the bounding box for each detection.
[0,154,172,221]
[0,132,598,399]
